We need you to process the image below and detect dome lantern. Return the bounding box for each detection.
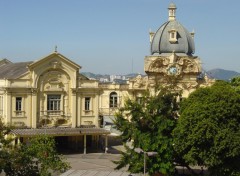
[150,3,195,56]
[168,3,177,21]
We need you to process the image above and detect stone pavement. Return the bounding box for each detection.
[61,153,142,176]
[60,152,208,176]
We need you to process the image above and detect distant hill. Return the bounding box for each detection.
[82,69,240,82]
[207,69,240,81]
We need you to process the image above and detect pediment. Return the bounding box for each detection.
[28,52,81,71]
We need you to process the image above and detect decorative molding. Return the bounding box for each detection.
[132,75,148,88]
[146,55,200,76]
[50,60,61,69]
[148,57,169,73]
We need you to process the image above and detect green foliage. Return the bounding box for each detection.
[0,120,15,173]
[114,87,179,175]
[230,76,240,93]
[0,120,70,176]
[173,81,240,176]
[23,135,70,176]
[3,145,39,176]
[230,76,240,86]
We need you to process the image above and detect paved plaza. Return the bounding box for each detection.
[61,153,141,176]
[60,152,208,176]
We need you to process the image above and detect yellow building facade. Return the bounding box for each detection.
[0,3,213,153]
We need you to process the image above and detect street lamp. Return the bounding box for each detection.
[134,148,158,176]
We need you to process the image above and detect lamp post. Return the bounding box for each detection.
[134,148,158,176]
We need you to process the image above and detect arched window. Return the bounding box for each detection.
[110,92,118,108]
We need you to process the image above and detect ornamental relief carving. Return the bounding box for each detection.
[40,71,69,92]
[178,57,200,74]
[181,81,198,90]
[148,57,169,73]
[133,75,148,88]
[147,56,200,76]
[50,60,62,69]
[44,82,64,91]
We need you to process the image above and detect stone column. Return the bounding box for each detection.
[105,135,108,153]
[71,89,77,128]
[6,91,11,124]
[94,95,99,127]
[61,94,64,116]
[77,95,81,127]
[64,94,68,116]
[17,137,20,145]
[31,89,37,128]
[83,134,87,154]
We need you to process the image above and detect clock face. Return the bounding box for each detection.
[169,66,178,75]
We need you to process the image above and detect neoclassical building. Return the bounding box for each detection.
[0,3,212,153]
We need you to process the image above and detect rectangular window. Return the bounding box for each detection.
[16,97,22,111]
[85,97,91,111]
[47,95,61,111]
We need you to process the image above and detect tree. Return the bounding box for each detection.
[230,76,240,93]
[0,120,15,173]
[3,143,39,176]
[173,81,240,176]
[23,135,70,176]
[0,120,70,176]
[4,135,70,176]
[114,87,179,175]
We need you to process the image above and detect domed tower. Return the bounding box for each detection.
[145,3,204,97]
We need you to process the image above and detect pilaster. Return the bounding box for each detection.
[31,88,37,128]
[71,88,77,128]
[77,93,81,127]
[94,94,99,127]
[6,90,11,124]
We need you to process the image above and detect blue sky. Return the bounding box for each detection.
[0,0,240,74]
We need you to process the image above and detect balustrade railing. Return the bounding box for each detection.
[14,111,25,117]
[40,110,66,116]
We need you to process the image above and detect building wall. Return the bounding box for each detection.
[0,52,141,129]
[0,51,213,129]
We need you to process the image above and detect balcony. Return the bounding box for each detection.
[14,111,25,117]
[40,110,71,118]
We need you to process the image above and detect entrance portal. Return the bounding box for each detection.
[55,136,69,153]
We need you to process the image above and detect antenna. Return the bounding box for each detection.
[54,45,58,53]
[132,58,133,73]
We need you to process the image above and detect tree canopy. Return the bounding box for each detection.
[114,87,179,175]
[230,76,240,93]
[0,120,15,173]
[173,81,240,176]
[0,121,70,176]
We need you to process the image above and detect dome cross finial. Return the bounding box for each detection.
[168,3,177,21]
[54,45,58,53]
